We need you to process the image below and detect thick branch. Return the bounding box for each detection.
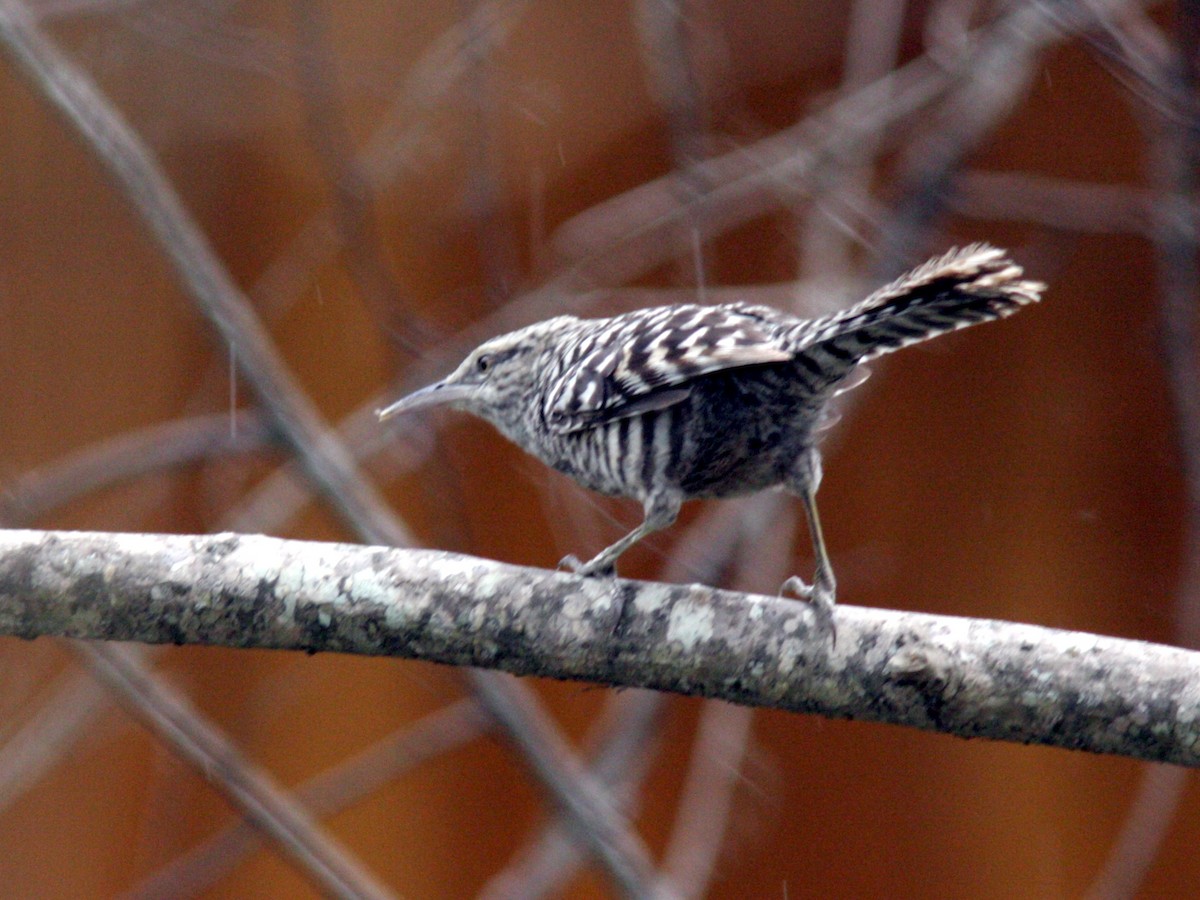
[0,530,1197,768]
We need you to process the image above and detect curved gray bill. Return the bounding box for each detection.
[376,380,474,420]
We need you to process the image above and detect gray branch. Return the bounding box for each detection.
[1,529,1198,768]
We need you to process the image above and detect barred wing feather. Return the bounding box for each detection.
[544,305,792,433]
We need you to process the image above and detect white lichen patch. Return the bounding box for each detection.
[777,638,804,675]
[744,596,767,621]
[342,568,394,608]
[570,580,617,616]
[667,601,714,651]
[430,554,490,588]
[633,583,672,616]
[273,561,320,624]
[471,569,511,600]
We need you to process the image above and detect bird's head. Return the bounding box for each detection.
[376,317,576,434]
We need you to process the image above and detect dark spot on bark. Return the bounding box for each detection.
[202,534,241,561]
[0,545,43,638]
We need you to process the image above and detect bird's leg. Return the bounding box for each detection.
[561,489,682,577]
[783,453,837,642]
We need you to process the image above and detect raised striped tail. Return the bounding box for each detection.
[797,244,1044,372]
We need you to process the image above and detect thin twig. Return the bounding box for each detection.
[0,412,270,526]
[290,0,428,354]
[477,690,667,900]
[1088,4,1200,896]
[0,0,415,549]
[124,698,493,900]
[73,642,396,900]
[467,672,668,900]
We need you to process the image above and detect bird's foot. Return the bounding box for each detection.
[559,554,617,578]
[780,575,837,646]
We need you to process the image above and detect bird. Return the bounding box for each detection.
[378,245,1043,628]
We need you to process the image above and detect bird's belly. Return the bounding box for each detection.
[677,377,824,497]
[529,371,827,502]
[678,422,800,498]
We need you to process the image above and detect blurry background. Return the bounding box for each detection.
[0,0,1197,896]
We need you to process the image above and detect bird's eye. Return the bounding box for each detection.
[476,354,492,373]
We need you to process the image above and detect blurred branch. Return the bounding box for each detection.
[632,0,710,289]
[1088,4,1200,896]
[251,0,529,323]
[125,698,493,900]
[290,0,428,354]
[73,641,396,900]
[466,672,665,898]
[873,0,1058,267]
[633,0,706,170]
[4,529,1200,768]
[0,657,114,813]
[0,10,654,894]
[657,701,753,898]
[0,412,270,526]
[799,0,906,278]
[478,690,667,900]
[951,170,1158,234]
[461,0,523,307]
[655,493,795,898]
[0,0,412,549]
[545,0,1132,293]
[480,495,781,898]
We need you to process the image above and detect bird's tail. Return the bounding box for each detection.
[798,245,1044,371]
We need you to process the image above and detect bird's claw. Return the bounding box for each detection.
[559,554,616,578]
[780,575,838,646]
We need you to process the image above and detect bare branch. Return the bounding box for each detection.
[2,529,1199,769]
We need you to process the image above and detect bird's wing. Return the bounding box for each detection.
[544,305,792,433]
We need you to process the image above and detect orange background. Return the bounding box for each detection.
[0,2,1194,897]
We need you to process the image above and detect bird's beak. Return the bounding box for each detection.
[376,380,474,421]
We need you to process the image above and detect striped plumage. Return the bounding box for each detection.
[379,245,1044,624]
